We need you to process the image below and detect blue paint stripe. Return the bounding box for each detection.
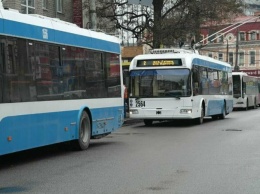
[1,19,120,54]
[0,106,124,156]
[192,58,232,72]
[207,99,233,116]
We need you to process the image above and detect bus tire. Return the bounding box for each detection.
[75,111,91,150]
[245,99,249,111]
[195,106,204,124]
[254,99,257,109]
[144,119,153,126]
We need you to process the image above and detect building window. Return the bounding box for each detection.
[218,53,223,61]
[249,51,256,66]
[250,32,256,40]
[21,0,35,14]
[208,52,213,58]
[239,32,245,41]
[238,51,244,66]
[228,52,233,66]
[218,35,223,43]
[57,0,63,13]
[43,0,48,9]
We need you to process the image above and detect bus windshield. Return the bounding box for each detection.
[130,69,191,98]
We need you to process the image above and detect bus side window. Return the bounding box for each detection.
[242,81,246,96]
[192,65,200,96]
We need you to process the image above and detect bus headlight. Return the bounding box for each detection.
[180,109,192,114]
[130,109,139,114]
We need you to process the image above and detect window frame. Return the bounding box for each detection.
[238,51,245,67]
[21,0,35,14]
[218,53,223,61]
[43,0,48,9]
[56,0,63,13]
[228,52,233,66]
[250,31,256,40]
[239,32,245,41]
[249,50,256,66]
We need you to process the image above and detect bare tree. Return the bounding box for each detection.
[83,0,117,35]
[83,0,243,48]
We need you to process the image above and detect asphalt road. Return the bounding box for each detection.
[1,108,260,194]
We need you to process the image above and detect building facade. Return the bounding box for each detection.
[2,0,73,23]
[199,14,260,74]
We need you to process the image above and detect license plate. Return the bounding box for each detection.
[136,100,145,107]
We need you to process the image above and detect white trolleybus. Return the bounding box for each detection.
[0,7,124,156]
[232,72,259,110]
[128,48,233,125]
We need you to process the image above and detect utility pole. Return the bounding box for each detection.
[234,28,239,72]
[89,0,97,30]
[225,39,229,62]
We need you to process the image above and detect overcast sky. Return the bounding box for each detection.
[128,0,152,6]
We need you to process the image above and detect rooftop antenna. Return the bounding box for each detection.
[179,41,184,48]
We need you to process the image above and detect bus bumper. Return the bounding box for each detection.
[129,108,194,120]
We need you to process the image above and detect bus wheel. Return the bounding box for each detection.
[75,111,91,150]
[219,104,226,119]
[144,119,153,126]
[245,99,249,111]
[195,107,204,124]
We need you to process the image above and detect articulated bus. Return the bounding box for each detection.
[232,72,259,110]
[128,48,233,125]
[0,7,124,156]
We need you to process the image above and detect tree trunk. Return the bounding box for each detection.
[152,0,163,48]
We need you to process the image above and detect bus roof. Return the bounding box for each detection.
[232,72,259,80]
[232,72,248,76]
[0,8,120,54]
[129,51,232,72]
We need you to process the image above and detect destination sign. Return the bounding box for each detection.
[136,59,182,67]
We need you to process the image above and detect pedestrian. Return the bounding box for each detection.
[124,84,128,118]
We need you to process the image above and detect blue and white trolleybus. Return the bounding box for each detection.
[128,48,233,125]
[0,7,124,156]
[232,72,259,110]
